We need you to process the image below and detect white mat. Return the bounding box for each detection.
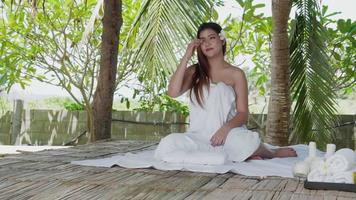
[71,144,323,178]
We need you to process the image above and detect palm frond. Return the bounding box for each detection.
[119,0,216,95]
[289,0,338,146]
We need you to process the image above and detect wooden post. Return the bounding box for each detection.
[354,114,356,150]
[10,99,23,144]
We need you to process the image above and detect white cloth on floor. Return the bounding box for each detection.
[71,144,318,178]
[154,82,260,164]
[326,148,355,173]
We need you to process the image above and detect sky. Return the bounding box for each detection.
[216,0,356,21]
[3,0,356,102]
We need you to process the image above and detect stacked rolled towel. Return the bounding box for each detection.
[307,160,328,182]
[325,171,354,184]
[326,148,355,173]
[307,148,356,183]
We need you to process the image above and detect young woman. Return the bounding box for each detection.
[154,22,297,164]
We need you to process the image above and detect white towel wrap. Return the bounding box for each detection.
[154,82,261,164]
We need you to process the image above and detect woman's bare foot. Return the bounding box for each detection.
[273,148,297,158]
[247,155,264,160]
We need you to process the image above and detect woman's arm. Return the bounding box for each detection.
[167,39,200,98]
[167,57,195,98]
[224,69,249,130]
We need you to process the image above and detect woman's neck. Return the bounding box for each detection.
[208,55,228,74]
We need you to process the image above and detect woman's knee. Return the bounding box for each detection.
[161,133,185,144]
[155,133,192,160]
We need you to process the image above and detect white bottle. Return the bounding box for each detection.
[309,141,317,158]
[324,143,336,159]
[305,141,317,164]
[293,161,310,178]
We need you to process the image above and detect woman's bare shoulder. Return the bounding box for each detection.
[224,65,247,84]
[226,65,245,75]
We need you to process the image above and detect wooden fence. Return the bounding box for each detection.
[0,102,354,148]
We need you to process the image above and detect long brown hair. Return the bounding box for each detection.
[189,22,227,107]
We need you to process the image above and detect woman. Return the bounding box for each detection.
[154,22,297,164]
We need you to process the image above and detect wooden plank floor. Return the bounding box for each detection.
[0,140,355,200]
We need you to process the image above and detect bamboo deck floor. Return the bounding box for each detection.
[0,140,356,200]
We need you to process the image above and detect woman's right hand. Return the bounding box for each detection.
[183,39,202,60]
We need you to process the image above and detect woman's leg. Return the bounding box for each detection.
[250,143,297,159]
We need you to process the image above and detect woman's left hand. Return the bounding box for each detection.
[210,126,230,146]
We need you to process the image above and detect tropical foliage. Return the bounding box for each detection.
[119,0,220,99]
[222,0,272,97]
[135,94,189,117]
[322,12,356,94]
[0,1,40,90]
[1,0,102,106]
[289,1,354,146]
[289,0,336,144]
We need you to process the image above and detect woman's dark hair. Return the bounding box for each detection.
[189,22,226,107]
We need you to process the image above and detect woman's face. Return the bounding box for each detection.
[198,28,224,58]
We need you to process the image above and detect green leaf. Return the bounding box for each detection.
[337,19,348,33]
[333,52,341,60]
[253,3,265,9]
[289,0,337,146]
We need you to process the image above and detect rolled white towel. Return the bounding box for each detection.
[325,171,354,184]
[307,168,328,182]
[154,133,198,161]
[184,151,227,165]
[326,148,355,173]
[160,151,187,163]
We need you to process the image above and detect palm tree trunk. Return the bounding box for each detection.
[265,0,292,146]
[92,0,122,141]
